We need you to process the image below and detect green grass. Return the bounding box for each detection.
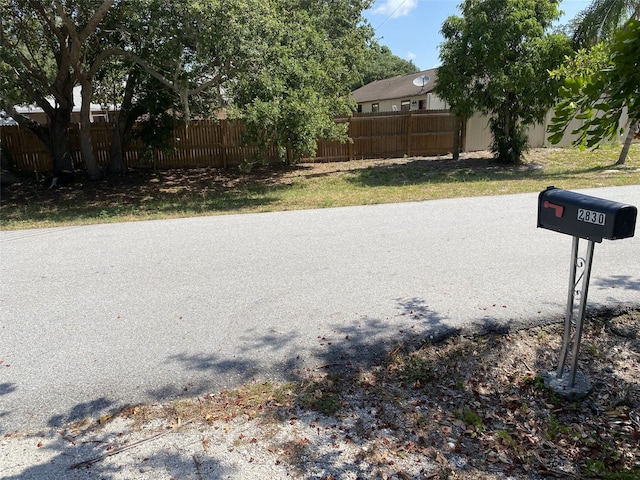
[455,407,485,433]
[1,144,639,230]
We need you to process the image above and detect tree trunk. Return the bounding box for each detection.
[615,119,637,166]
[107,120,127,175]
[79,79,103,180]
[9,104,74,174]
[452,115,462,161]
[49,109,74,174]
[107,72,139,174]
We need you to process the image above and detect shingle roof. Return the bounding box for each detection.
[351,68,439,103]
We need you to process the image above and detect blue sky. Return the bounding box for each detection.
[363,0,593,70]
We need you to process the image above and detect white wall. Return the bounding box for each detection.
[464,108,631,152]
[357,92,631,151]
[464,113,493,151]
[358,93,447,113]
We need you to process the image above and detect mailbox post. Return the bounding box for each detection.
[537,187,637,398]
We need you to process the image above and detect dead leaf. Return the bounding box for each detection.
[452,419,466,429]
[99,414,113,424]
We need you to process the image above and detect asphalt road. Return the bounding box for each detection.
[1,186,638,434]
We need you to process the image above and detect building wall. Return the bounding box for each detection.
[359,89,632,152]
[358,93,448,113]
[14,110,113,125]
[465,108,631,152]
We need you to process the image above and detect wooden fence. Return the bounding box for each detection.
[1,110,460,173]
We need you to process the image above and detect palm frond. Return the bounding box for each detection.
[572,0,640,47]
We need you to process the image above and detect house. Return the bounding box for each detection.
[11,86,115,125]
[351,68,632,150]
[351,69,448,113]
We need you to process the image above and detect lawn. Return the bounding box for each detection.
[1,144,639,230]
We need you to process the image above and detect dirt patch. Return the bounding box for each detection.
[0,151,506,210]
[253,306,640,479]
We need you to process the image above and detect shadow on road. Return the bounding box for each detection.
[47,398,114,429]
[4,298,589,479]
[4,297,457,478]
[165,297,459,389]
[594,274,640,292]
[0,382,17,396]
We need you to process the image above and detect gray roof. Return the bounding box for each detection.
[351,68,439,103]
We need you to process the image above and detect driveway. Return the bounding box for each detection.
[1,186,638,434]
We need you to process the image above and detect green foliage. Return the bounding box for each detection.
[298,374,344,416]
[351,41,418,90]
[549,18,640,148]
[0,1,60,108]
[455,407,484,432]
[2,0,372,175]
[307,390,341,416]
[398,355,434,386]
[572,0,640,48]
[489,118,529,164]
[1,0,81,172]
[435,0,571,163]
[230,0,370,164]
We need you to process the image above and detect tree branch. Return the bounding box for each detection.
[77,0,115,44]
[4,102,51,148]
[28,0,65,45]
[107,50,175,90]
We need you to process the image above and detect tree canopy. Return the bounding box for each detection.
[548,1,639,165]
[548,17,640,163]
[1,0,373,178]
[571,0,640,48]
[350,41,418,91]
[435,0,571,163]
[230,0,372,163]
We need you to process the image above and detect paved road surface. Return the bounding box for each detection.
[1,187,638,434]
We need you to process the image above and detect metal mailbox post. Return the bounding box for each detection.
[537,187,637,397]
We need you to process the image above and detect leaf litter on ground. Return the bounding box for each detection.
[7,306,635,479]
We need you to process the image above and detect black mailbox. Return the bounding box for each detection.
[538,186,637,242]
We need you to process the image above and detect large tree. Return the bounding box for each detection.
[435,0,571,163]
[1,0,83,174]
[2,0,373,177]
[1,0,264,179]
[350,41,418,91]
[1,0,139,178]
[230,0,372,163]
[548,1,639,165]
[548,17,640,164]
[92,0,272,174]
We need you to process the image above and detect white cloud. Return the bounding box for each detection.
[374,0,418,19]
[407,51,416,61]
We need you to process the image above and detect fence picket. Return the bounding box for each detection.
[0,111,458,172]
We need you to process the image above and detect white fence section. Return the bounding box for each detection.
[465,109,631,152]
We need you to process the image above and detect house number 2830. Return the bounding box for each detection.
[577,208,606,226]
